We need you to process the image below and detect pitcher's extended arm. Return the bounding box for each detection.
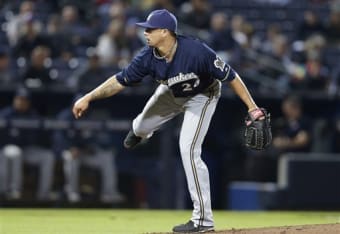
[72,75,125,119]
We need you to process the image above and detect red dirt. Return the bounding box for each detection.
[212,223,340,234]
[151,223,340,234]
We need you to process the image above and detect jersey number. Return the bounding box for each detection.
[182,83,192,92]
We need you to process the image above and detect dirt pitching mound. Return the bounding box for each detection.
[213,223,340,234]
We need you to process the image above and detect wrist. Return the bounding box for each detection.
[84,93,93,102]
[248,106,259,112]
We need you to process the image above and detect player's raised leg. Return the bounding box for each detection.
[124,85,182,149]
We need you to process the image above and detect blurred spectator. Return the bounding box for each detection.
[304,34,327,54]
[96,0,143,42]
[59,5,97,57]
[269,35,290,61]
[0,88,55,200]
[329,62,340,96]
[96,19,124,66]
[53,100,123,203]
[260,23,283,54]
[330,0,340,14]
[302,51,330,91]
[230,14,256,49]
[137,0,182,11]
[49,49,81,89]
[0,48,17,86]
[324,11,340,44]
[44,14,72,58]
[57,0,96,22]
[21,45,54,88]
[73,52,113,93]
[6,1,35,46]
[257,35,293,90]
[124,18,145,59]
[296,10,325,41]
[272,95,312,153]
[230,14,246,47]
[179,0,212,30]
[208,12,237,58]
[244,95,312,181]
[289,35,330,92]
[108,0,127,22]
[148,0,177,12]
[43,13,82,88]
[12,18,50,59]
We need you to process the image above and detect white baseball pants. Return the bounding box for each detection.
[132,81,221,227]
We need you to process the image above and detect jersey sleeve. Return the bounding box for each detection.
[115,47,151,86]
[201,43,236,82]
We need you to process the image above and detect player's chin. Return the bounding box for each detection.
[146,39,154,46]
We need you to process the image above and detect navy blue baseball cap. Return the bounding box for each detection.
[136,9,177,33]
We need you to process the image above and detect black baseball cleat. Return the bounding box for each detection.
[123,130,142,149]
[172,220,214,233]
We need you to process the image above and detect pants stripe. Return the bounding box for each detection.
[190,91,213,226]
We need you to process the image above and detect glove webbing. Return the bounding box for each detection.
[245,126,264,149]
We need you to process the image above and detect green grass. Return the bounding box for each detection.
[0,209,340,234]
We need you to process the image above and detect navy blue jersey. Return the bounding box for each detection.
[116,35,236,97]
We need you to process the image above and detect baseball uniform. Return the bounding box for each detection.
[116,34,236,227]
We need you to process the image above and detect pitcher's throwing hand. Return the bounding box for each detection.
[72,95,90,119]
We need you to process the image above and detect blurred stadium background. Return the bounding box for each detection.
[0,0,340,211]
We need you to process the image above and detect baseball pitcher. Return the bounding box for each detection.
[72,9,271,233]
